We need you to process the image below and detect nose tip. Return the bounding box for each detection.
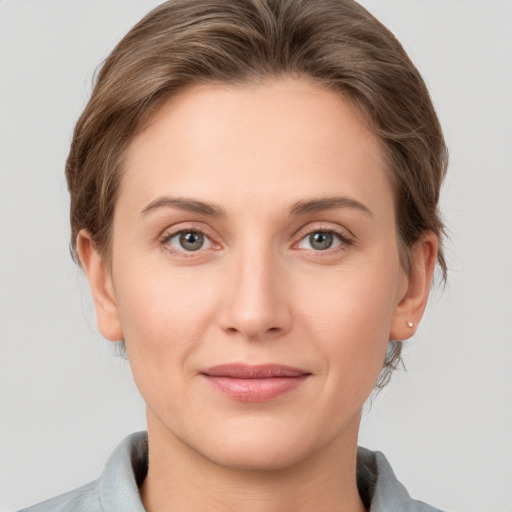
[223,310,287,341]
[218,256,292,341]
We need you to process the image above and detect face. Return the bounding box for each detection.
[84,79,420,471]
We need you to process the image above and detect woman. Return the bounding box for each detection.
[20,0,447,510]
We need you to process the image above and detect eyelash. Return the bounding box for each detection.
[294,226,354,253]
[159,225,354,257]
[159,227,219,258]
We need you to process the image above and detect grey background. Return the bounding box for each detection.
[1,1,511,511]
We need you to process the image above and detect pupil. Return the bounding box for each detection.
[180,232,204,251]
[310,232,332,250]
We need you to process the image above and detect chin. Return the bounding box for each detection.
[177,414,344,473]
[201,437,314,472]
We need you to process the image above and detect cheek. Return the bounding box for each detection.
[112,263,225,423]
[298,263,398,385]
[301,259,397,331]
[112,259,220,373]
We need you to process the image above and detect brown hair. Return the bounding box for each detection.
[66,0,448,387]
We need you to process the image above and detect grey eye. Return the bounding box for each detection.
[308,232,334,250]
[166,230,213,252]
[179,231,205,251]
[297,230,343,251]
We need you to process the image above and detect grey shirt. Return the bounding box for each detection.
[19,432,443,512]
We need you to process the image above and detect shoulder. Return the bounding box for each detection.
[17,480,101,512]
[357,447,445,512]
[17,432,148,512]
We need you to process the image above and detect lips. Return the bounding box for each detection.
[201,364,311,402]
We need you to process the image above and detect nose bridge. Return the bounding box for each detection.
[220,238,291,340]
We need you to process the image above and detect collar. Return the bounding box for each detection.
[98,432,442,512]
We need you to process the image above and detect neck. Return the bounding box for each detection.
[140,410,366,512]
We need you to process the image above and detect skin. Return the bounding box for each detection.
[78,78,437,512]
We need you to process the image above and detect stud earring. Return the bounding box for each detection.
[406,321,414,328]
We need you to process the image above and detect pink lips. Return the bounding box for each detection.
[201,364,310,402]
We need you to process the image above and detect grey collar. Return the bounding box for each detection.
[98,432,442,512]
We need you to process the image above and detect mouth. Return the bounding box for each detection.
[200,364,311,402]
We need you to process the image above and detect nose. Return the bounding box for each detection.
[217,246,293,342]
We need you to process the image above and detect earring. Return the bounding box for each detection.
[406,321,414,328]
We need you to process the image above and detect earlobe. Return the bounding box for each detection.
[76,230,123,342]
[390,232,438,341]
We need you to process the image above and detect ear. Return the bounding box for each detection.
[390,232,438,341]
[76,230,123,342]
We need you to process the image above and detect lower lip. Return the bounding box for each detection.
[203,375,309,402]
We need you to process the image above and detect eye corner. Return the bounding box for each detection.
[293,225,355,254]
[159,226,221,258]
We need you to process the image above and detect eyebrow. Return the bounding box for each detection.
[290,196,373,217]
[140,195,372,218]
[140,197,226,217]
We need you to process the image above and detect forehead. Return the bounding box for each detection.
[122,78,392,217]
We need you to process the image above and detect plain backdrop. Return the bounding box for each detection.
[1,1,511,511]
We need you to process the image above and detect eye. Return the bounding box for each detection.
[164,230,214,252]
[297,230,345,251]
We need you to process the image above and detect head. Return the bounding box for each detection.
[70,0,447,468]
[68,0,447,388]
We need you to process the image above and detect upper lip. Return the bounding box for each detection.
[201,364,310,379]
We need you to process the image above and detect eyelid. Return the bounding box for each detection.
[159,223,222,256]
[292,223,355,251]
[157,221,355,258]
